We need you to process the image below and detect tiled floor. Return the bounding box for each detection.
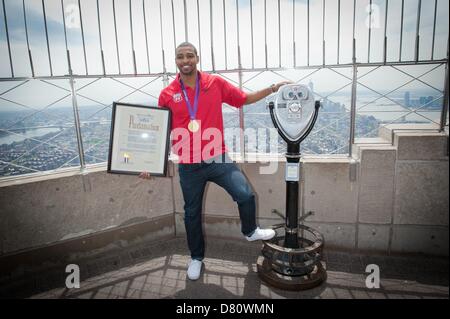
[19,237,448,299]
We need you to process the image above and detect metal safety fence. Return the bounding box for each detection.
[0,0,448,178]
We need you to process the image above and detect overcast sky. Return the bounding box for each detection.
[0,0,448,111]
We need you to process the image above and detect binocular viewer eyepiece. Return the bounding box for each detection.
[281,85,310,101]
[269,84,320,144]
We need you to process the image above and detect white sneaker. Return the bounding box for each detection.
[187,259,203,280]
[245,227,276,242]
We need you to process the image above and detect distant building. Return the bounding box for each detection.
[419,96,434,106]
[404,91,411,107]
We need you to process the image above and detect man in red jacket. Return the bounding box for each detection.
[141,42,289,280]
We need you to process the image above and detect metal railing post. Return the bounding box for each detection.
[67,54,86,170]
[440,40,449,132]
[238,49,245,161]
[2,0,13,77]
[349,39,358,157]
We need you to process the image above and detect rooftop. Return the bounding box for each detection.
[0,0,448,301]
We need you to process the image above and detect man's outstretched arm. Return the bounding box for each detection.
[244,81,292,105]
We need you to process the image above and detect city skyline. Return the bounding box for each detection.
[0,85,442,177]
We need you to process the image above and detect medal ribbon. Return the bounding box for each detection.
[180,74,200,122]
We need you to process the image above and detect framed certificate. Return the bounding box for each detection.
[107,102,171,176]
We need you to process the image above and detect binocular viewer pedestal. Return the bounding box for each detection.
[257,85,327,291]
[256,147,327,290]
[256,224,327,291]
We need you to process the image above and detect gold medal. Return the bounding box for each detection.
[188,119,200,132]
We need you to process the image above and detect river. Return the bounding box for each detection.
[0,127,62,146]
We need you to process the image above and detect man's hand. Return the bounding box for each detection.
[244,81,294,105]
[271,81,293,93]
[139,172,152,180]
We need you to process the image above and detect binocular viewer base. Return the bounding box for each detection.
[257,257,327,291]
[256,224,327,291]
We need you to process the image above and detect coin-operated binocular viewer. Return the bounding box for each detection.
[257,84,327,290]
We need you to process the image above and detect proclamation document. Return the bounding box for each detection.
[107,102,171,176]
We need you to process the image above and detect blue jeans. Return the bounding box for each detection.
[178,154,257,261]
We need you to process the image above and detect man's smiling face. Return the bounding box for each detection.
[175,46,199,76]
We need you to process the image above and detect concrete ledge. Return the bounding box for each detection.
[354,137,392,145]
[352,143,393,160]
[394,132,448,161]
[352,138,392,159]
[0,165,103,188]
[352,143,396,160]
[378,123,441,144]
[0,214,175,277]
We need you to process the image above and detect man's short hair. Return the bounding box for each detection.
[176,42,198,56]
